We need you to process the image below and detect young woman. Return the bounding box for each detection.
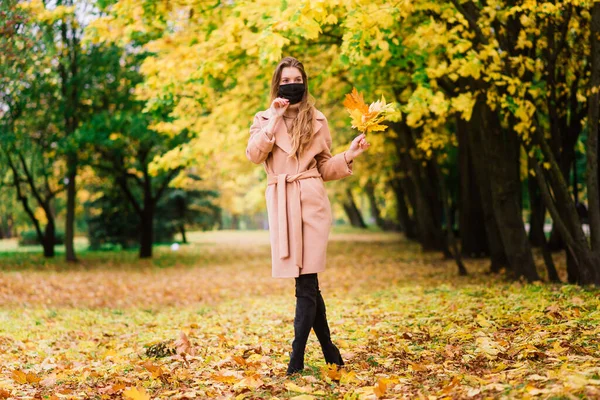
[246,56,370,375]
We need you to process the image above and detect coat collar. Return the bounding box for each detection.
[260,108,324,154]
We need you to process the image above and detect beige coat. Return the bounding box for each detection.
[246,107,354,278]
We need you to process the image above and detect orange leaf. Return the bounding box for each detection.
[11,370,27,384]
[320,363,342,381]
[233,355,247,366]
[142,361,164,379]
[211,372,239,384]
[343,87,369,114]
[374,378,388,398]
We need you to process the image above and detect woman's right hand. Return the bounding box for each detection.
[270,97,289,118]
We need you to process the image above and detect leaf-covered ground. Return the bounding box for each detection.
[0,230,599,399]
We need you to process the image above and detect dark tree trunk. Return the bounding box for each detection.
[390,177,416,238]
[59,18,80,264]
[587,2,600,262]
[65,154,77,262]
[465,99,508,272]
[180,225,187,244]
[527,159,560,282]
[433,161,467,276]
[457,115,489,257]
[139,171,154,258]
[528,150,600,285]
[140,208,154,258]
[394,122,447,252]
[365,181,385,229]
[42,219,55,258]
[342,188,367,228]
[481,106,539,281]
[528,162,547,247]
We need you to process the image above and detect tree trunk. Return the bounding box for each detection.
[457,115,489,257]
[527,159,560,282]
[433,161,467,275]
[587,2,600,257]
[59,17,80,264]
[528,160,547,247]
[42,219,55,258]
[482,106,539,281]
[139,207,154,258]
[394,123,447,252]
[180,225,187,244]
[342,188,367,228]
[466,99,508,272]
[65,154,78,262]
[390,177,416,238]
[365,181,385,229]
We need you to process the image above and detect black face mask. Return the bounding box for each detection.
[277,83,305,104]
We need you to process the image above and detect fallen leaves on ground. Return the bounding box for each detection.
[0,230,599,399]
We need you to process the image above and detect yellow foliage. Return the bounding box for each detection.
[343,88,396,134]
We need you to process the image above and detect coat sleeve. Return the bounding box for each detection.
[315,116,353,182]
[246,112,276,164]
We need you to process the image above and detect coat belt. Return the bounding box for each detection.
[267,167,322,270]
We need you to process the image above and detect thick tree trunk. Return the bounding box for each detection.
[42,219,55,258]
[457,115,489,257]
[342,188,367,228]
[587,2,600,257]
[139,208,154,258]
[465,99,508,272]
[482,107,539,281]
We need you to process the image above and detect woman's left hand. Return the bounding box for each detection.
[346,133,370,161]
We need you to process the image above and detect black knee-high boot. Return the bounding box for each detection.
[313,290,344,367]
[287,273,318,375]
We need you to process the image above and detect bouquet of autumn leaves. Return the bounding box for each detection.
[343,88,397,134]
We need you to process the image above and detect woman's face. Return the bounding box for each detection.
[280,67,303,86]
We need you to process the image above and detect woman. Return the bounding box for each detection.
[245,56,370,375]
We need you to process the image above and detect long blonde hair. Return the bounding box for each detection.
[269,57,316,159]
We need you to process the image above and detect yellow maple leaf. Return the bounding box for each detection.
[289,395,315,400]
[344,87,396,134]
[123,386,150,400]
[285,381,313,393]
